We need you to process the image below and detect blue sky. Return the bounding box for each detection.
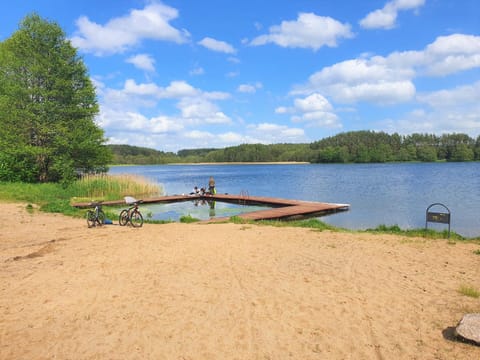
[2,0,480,152]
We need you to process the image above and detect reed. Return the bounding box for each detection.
[72,174,162,200]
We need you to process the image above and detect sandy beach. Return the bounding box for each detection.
[1,202,479,359]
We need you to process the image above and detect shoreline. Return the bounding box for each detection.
[110,161,310,166]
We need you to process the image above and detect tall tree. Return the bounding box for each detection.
[0,14,111,183]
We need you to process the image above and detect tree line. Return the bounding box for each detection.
[109,131,480,165]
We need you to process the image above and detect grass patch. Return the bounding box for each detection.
[0,175,162,218]
[179,214,200,223]
[473,249,480,255]
[229,216,338,231]
[365,224,475,241]
[458,285,480,298]
[227,218,479,240]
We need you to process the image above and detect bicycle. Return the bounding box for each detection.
[86,201,105,228]
[119,197,144,227]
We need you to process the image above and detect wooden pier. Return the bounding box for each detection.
[72,194,349,222]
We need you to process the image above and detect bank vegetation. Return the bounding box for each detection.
[110,131,480,165]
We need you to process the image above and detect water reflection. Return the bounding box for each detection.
[142,200,266,222]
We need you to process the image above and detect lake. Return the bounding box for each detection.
[109,162,480,238]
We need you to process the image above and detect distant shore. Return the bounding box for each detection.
[110,161,310,166]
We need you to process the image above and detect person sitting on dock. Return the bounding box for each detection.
[189,186,200,196]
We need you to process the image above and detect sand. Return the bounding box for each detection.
[1,202,479,359]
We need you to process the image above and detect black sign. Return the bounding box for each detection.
[425,203,451,237]
[426,211,450,224]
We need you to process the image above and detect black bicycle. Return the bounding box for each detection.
[86,201,105,228]
[119,199,143,227]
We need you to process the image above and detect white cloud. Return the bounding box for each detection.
[279,93,341,128]
[198,37,236,54]
[378,80,480,136]
[177,97,232,124]
[383,106,480,135]
[274,106,289,114]
[71,3,189,55]
[294,93,333,113]
[237,82,263,93]
[162,81,199,98]
[184,130,215,140]
[360,0,425,29]
[247,123,306,142]
[293,34,480,105]
[97,108,183,134]
[124,79,161,96]
[237,84,256,93]
[250,13,354,51]
[423,34,480,76]
[294,59,415,104]
[328,80,416,104]
[217,132,248,144]
[386,34,480,76]
[126,54,156,72]
[97,77,234,152]
[417,81,480,108]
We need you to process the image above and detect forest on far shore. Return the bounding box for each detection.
[109,131,480,165]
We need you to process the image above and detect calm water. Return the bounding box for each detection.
[109,162,480,237]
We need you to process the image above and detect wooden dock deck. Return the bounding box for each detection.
[72,194,349,222]
[203,194,349,222]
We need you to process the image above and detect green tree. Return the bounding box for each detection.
[449,143,474,162]
[416,146,438,162]
[0,14,111,183]
[475,136,480,160]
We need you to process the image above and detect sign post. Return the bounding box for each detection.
[425,203,451,237]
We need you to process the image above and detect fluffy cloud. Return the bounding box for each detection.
[177,97,232,125]
[250,13,354,51]
[71,3,189,55]
[377,81,480,136]
[97,108,183,134]
[294,59,415,104]
[385,34,480,76]
[293,34,480,104]
[198,37,236,54]
[97,78,233,150]
[277,93,341,128]
[360,0,425,29]
[417,81,480,108]
[126,54,156,72]
[423,34,480,76]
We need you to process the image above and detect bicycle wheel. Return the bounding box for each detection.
[130,210,143,227]
[86,210,96,228]
[97,210,106,226]
[119,209,129,226]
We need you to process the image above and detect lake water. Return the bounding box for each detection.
[109,162,480,238]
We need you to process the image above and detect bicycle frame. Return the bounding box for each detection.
[119,199,143,227]
[87,201,104,227]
